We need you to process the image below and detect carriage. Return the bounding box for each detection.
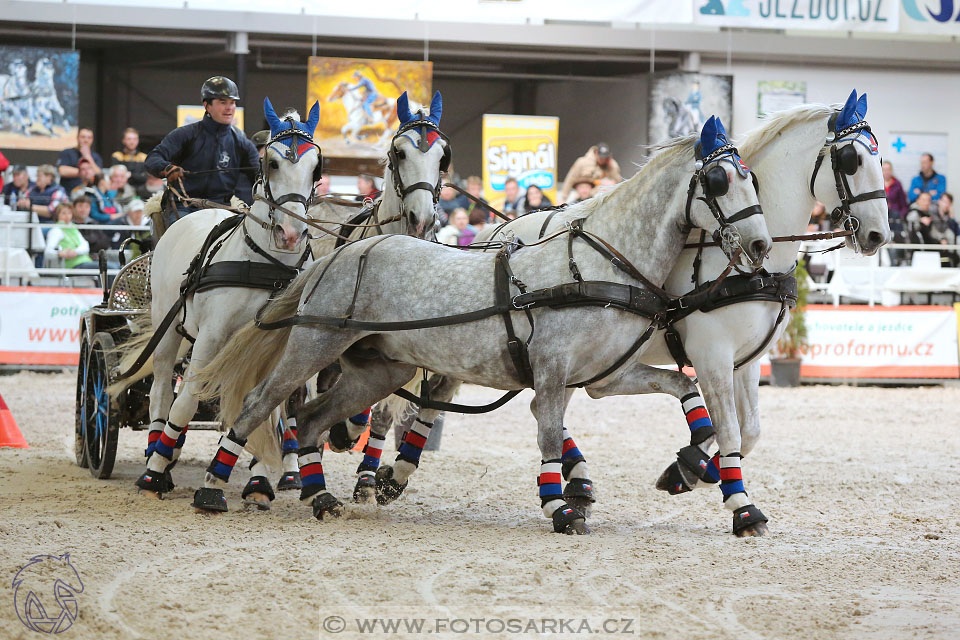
[73,242,219,479]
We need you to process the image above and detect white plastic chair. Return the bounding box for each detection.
[911,251,942,270]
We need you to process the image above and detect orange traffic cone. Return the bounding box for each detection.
[0,393,28,449]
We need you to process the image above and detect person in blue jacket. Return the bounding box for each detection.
[145,76,258,226]
[908,153,947,204]
[347,71,380,120]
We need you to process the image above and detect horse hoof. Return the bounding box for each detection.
[374,465,406,505]
[328,421,360,453]
[135,469,171,497]
[552,504,590,535]
[735,521,769,537]
[312,492,344,520]
[563,520,591,535]
[242,492,272,511]
[192,488,228,514]
[563,496,593,519]
[563,479,596,518]
[277,472,302,491]
[353,475,376,504]
[655,462,692,495]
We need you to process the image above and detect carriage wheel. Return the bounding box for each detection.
[83,332,120,479]
[74,334,90,468]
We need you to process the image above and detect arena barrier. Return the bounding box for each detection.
[3,288,960,379]
[0,286,103,365]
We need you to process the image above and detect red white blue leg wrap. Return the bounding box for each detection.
[298,446,327,504]
[147,422,188,473]
[538,459,566,517]
[358,434,386,476]
[396,419,431,468]
[144,419,165,459]
[560,427,587,479]
[206,429,246,482]
[682,392,715,446]
[718,453,750,510]
[349,407,371,426]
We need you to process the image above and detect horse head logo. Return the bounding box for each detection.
[12,553,84,634]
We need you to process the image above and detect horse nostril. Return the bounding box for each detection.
[867,230,883,248]
[750,239,769,262]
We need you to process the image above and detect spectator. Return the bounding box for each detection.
[437,185,469,224]
[315,173,331,197]
[44,203,91,269]
[464,175,494,222]
[558,142,622,203]
[518,184,552,216]
[2,165,33,210]
[355,174,379,203]
[58,127,103,194]
[908,153,946,203]
[502,177,521,218]
[567,180,595,205]
[107,164,137,210]
[0,150,8,192]
[138,173,165,201]
[436,208,473,246]
[883,161,908,221]
[72,195,113,256]
[111,198,152,259]
[110,127,148,190]
[939,193,959,237]
[467,208,487,238]
[808,202,829,232]
[28,164,68,222]
[71,160,117,223]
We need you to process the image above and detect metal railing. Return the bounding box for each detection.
[1,220,150,286]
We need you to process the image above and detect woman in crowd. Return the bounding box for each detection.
[518,184,552,216]
[437,207,474,246]
[44,202,91,269]
[883,161,909,222]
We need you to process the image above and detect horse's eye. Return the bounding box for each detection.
[395,149,406,160]
[269,160,280,170]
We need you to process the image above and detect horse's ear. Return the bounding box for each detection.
[700,115,719,154]
[397,91,412,124]
[855,92,868,121]
[836,89,858,131]
[305,101,320,135]
[264,97,281,134]
[427,90,442,126]
[715,116,728,141]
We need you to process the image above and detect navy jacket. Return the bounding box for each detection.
[145,114,258,205]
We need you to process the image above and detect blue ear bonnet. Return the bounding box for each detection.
[263,96,321,162]
[699,115,750,177]
[832,90,878,156]
[395,90,444,151]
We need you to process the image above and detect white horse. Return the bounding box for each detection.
[327,81,398,146]
[467,90,890,536]
[0,59,32,135]
[31,58,70,135]
[192,117,773,532]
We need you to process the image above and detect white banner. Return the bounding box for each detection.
[899,0,960,34]
[759,304,960,378]
[0,287,102,365]
[694,0,899,32]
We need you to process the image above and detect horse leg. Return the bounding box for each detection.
[694,357,769,537]
[136,328,183,498]
[533,379,589,535]
[276,385,309,492]
[240,410,285,511]
[734,360,762,457]
[294,356,418,519]
[375,374,461,506]
[585,366,719,495]
[353,401,394,503]
[193,327,358,513]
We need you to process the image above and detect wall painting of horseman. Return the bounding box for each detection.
[648,71,732,144]
[307,56,433,159]
[0,46,78,151]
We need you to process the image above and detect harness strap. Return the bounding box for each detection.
[495,250,535,387]
[392,386,523,414]
[345,236,392,321]
[538,210,559,239]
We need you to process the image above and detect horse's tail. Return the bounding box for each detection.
[192,268,311,427]
[377,372,421,426]
[106,315,189,395]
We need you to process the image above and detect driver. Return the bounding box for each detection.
[347,70,380,121]
[145,76,258,227]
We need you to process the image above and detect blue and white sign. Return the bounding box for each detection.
[694,0,899,32]
[886,132,949,189]
[899,0,960,34]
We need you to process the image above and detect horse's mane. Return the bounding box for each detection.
[568,134,698,219]
[737,103,837,158]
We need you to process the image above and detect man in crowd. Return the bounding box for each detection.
[437,184,468,224]
[464,175,494,223]
[111,127,149,191]
[110,198,152,259]
[2,165,32,210]
[145,76,258,226]
[558,142,622,204]
[355,173,379,203]
[567,179,595,205]
[28,164,68,222]
[502,177,521,217]
[72,195,113,256]
[909,153,946,204]
[107,164,137,210]
[58,127,103,194]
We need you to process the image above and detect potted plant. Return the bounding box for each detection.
[769,260,809,387]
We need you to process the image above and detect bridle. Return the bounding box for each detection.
[252,117,323,252]
[386,115,451,231]
[809,114,884,254]
[684,142,763,261]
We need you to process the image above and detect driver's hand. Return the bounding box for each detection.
[162,165,184,183]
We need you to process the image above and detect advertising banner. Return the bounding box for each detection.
[693,0,899,32]
[0,46,79,151]
[899,0,960,34]
[758,305,960,378]
[482,114,559,211]
[307,56,432,159]
[0,287,102,365]
[177,105,244,130]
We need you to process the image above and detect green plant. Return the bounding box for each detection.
[774,260,810,360]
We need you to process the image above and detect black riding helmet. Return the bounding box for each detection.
[201,76,240,103]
